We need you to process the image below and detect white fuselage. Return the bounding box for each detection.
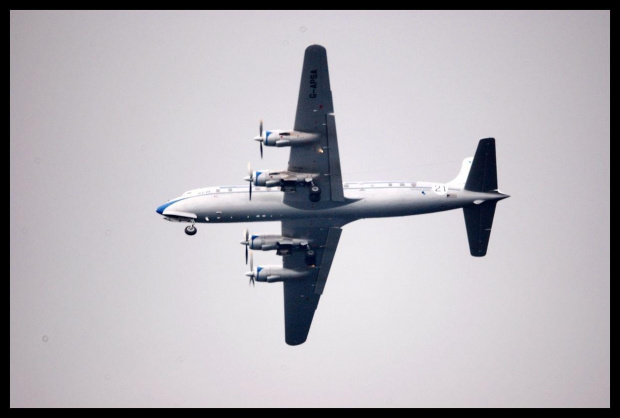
[156,181,504,225]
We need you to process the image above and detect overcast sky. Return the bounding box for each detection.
[10,11,609,407]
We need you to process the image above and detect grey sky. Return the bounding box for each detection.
[10,11,609,407]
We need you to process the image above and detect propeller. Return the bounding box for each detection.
[240,228,250,264]
[243,162,254,200]
[244,251,255,287]
[253,120,264,159]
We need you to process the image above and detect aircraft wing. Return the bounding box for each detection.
[288,45,344,203]
[281,219,343,345]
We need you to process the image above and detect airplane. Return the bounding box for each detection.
[156,45,509,346]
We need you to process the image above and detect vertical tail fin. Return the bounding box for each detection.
[447,157,474,190]
[462,138,506,257]
[465,138,497,192]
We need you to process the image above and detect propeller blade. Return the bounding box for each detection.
[246,162,253,201]
[243,228,249,264]
[257,120,264,159]
[244,251,255,287]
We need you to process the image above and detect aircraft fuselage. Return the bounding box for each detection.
[156,181,506,226]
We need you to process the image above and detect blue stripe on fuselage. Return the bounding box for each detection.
[156,197,188,214]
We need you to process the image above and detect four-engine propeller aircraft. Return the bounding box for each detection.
[156,45,509,345]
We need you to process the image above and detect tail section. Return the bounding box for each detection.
[462,138,507,257]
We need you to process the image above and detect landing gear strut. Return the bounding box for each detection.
[185,221,197,236]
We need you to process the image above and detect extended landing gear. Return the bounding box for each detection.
[277,243,316,266]
[185,222,197,236]
[305,249,317,266]
[308,184,321,202]
[280,178,321,202]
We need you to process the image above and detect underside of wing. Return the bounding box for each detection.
[281,219,343,345]
[283,276,320,345]
[286,45,344,203]
[294,45,334,133]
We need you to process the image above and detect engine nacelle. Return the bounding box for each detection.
[253,265,309,283]
[253,170,285,187]
[261,130,320,147]
[253,170,319,187]
[249,234,309,251]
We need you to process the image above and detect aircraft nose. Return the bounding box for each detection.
[156,201,173,215]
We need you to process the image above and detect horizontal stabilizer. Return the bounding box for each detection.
[463,201,497,257]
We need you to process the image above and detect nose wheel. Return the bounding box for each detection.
[185,222,197,236]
